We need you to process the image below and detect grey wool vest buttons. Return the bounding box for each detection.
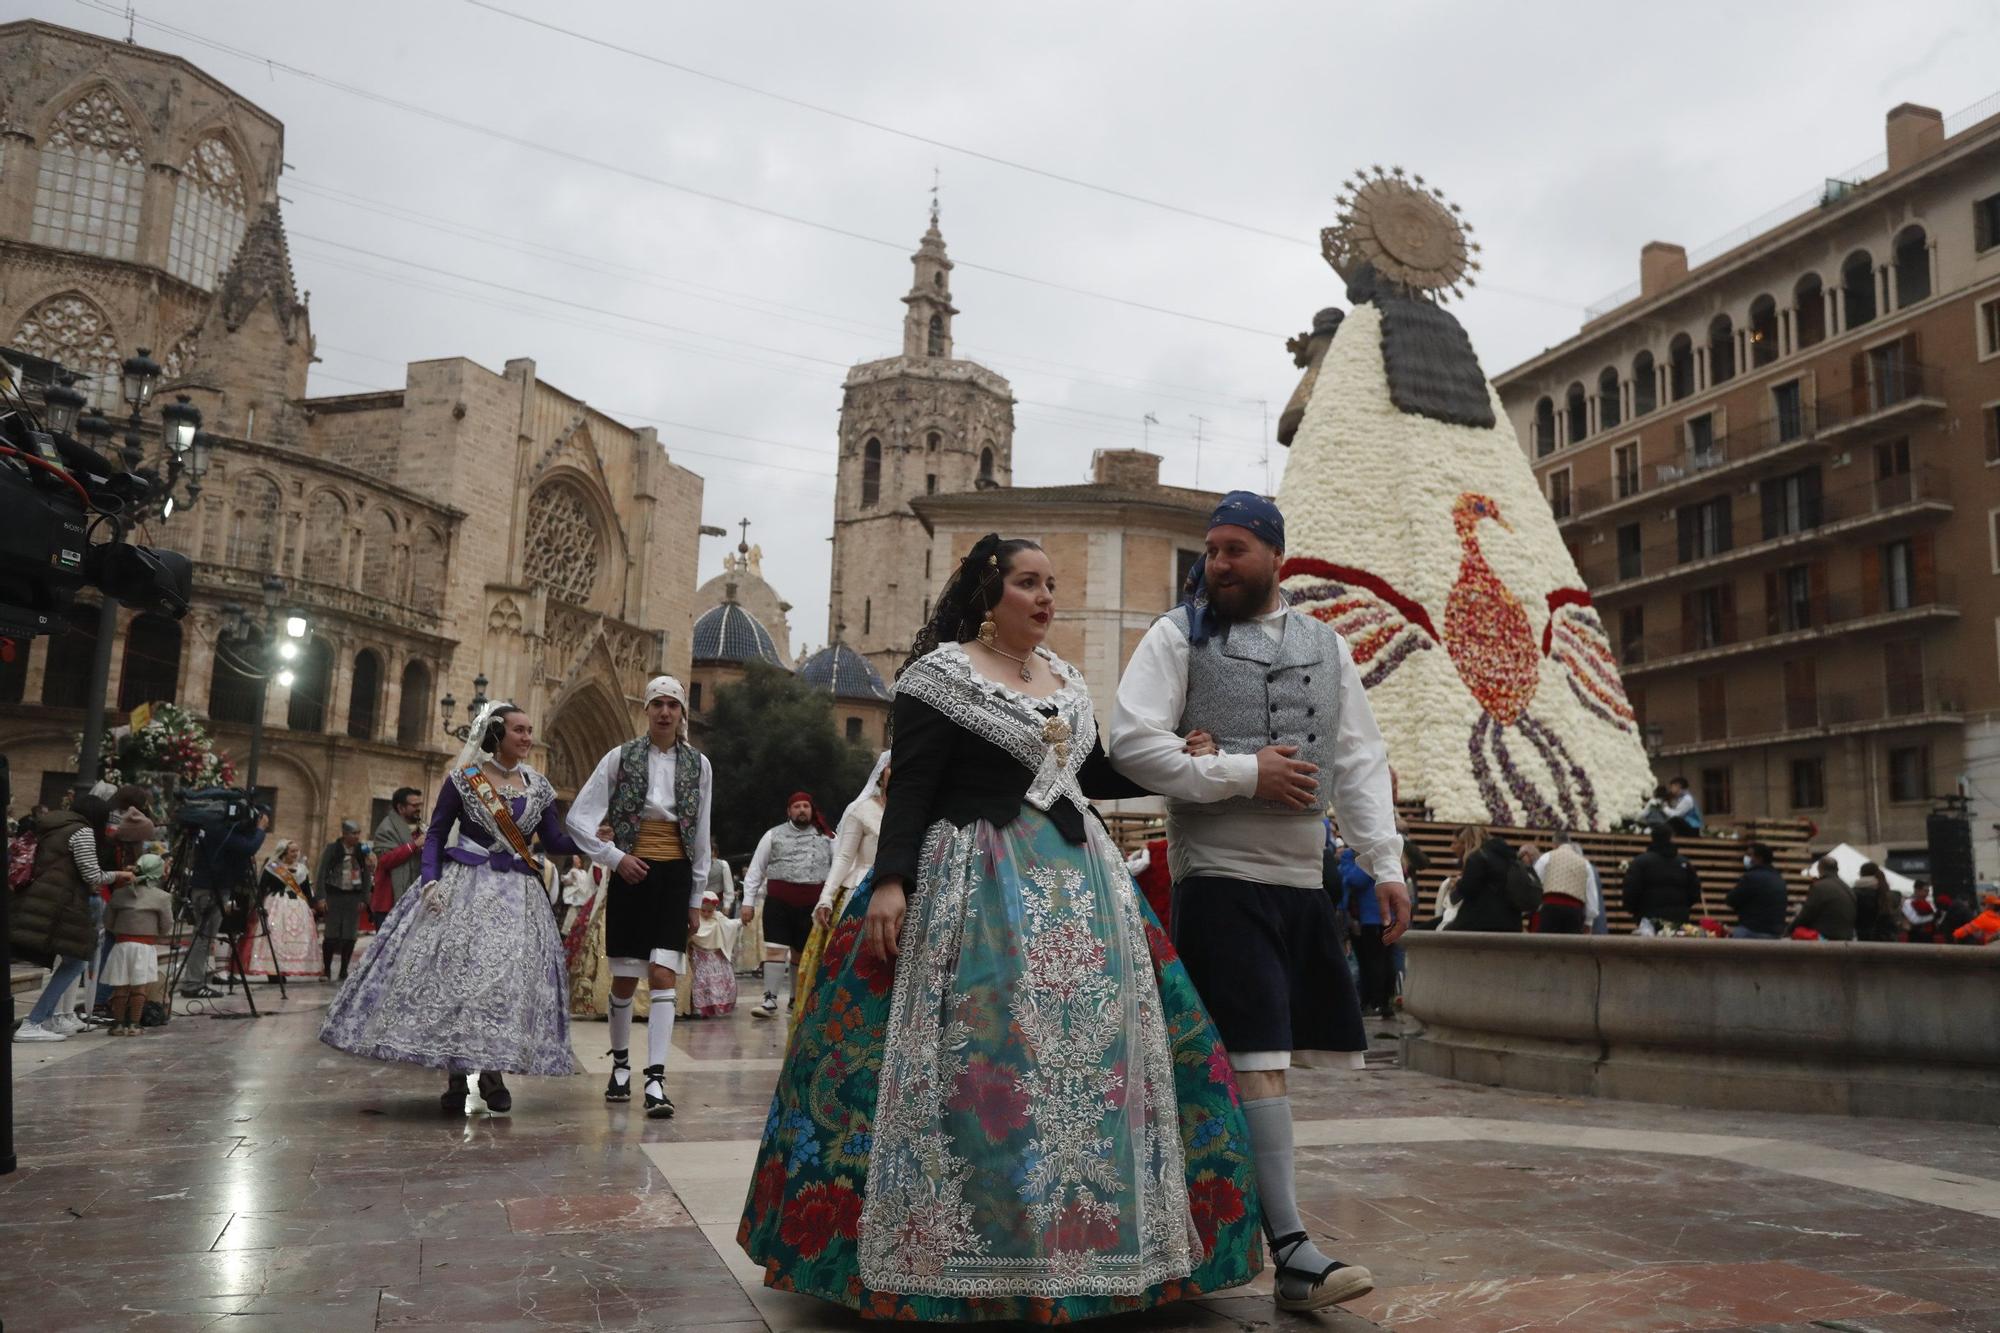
[1164,605,1342,816]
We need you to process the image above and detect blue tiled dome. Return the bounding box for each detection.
[799,642,889,702]
[692,601,784,667]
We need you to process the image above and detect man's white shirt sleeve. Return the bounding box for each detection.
[1106,618,1259,802]
[741,828,776,911]
[687,754,713,906]
[1324,634,1405,885]
[564,749,624,871]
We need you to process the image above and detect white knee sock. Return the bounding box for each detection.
[647,990,675,1069]
[607,992,633,1055]
[762,960,784,1001]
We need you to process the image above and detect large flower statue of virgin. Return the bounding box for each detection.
[1276,167,1654,829]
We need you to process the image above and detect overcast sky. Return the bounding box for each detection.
[29,0,2000,653]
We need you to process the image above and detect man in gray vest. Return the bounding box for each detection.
[740,793,833,1019]
[1109,490,1410,1315]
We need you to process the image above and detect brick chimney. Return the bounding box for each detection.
[1885,102,1945,173]
[1640,241,1688,298]
[1092,449,1161,490]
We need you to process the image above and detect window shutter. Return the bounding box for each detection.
[1677,507,1696,563]
[1716,495,1734,552]
[1680,592,1696,652]
[1980,200,1994,253]
[1987,405,2000,464]
[1760,481,1781,541]
[1801,466,1823,529]
[1912,532,1936,603]
[1860,546,1881,615]
[1809,559,1829,626]
[1850,351,1870,416]
[1720,583,1737,644]
[1763,570,1781,635]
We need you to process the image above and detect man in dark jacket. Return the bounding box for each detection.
[182,808,268,998]
[315,820,373,979]
[1622,825,1701,932]
[1725,842,1789,938]
[1790,858,1857,940]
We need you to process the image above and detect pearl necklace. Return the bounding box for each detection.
[984,642,1035,684]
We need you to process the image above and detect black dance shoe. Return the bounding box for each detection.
[440,1073,468,1116]
[478,1071,512,1113]
[643,1064,673,1119]
[605,1050,632,1102]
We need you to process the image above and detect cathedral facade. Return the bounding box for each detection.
[828,207,1015,682]
[0,20,705,846]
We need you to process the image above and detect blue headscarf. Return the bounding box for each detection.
[1177,490,1286,645]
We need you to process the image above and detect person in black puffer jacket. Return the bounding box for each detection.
[1443,825,1530,933]
[1622,824,1702,932]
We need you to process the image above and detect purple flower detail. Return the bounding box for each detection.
[1360,634,1431,688]
[1491,723,1558,830]
[1468,715,1515,826]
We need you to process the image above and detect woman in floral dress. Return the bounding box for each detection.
[739,535,1261,1323]
[243,839,321,978]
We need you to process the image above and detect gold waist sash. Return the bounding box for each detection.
[634,819,686,862]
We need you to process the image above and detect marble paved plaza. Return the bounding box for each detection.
[4,984,1999,1332]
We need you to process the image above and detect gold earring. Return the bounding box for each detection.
[977,616,998,647]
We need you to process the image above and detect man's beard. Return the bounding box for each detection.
[1207,567,1276,621]
[790,814,811,828]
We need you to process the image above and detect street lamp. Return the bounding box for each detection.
[439,672,490,742]
[235,576,312,796]
[65,347,209,795]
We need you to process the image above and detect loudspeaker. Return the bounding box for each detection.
[1926,811,1975,897]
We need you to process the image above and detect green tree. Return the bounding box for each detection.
[701,662,879,859]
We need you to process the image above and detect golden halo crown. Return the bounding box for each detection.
[1322,166,1482,304]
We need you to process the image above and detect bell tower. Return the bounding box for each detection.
[830,202,1015,683]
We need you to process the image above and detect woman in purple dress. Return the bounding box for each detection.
[319,702,582,1112]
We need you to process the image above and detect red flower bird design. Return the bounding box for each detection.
[1441,493,1539,725]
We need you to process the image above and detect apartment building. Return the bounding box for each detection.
[1496,101,2000,874]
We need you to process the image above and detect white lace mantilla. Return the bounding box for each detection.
[444,766,555,865]
[892,644,1096,820]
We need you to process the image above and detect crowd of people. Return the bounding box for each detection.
[11,487,1998,1327]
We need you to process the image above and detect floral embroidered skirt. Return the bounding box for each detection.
[319,862,582,1077]
[738,809,1262,1323]
[239,893,321,977]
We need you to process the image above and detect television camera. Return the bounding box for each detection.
[0,346,194,644]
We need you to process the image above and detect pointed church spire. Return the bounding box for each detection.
[902,193,958,360]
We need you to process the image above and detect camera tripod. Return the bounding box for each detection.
[163,831,287,1021]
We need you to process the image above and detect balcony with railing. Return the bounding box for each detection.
[1652,674,1965,758]
[1818,357,1948,443]
[1616,576,1959,675]
[1559,403,1829,528]
[1591,464,1950,598]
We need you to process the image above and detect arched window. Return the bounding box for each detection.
[361,506,404,601]
[1794,274,1826,348]
[1597,368,1621,432]
[396,659,431,745]
[41,605,99,708]
[933,272,944,290]
[926,431,941,453]
[11,292,121,411]
[225,473,282,572]
[1668,334,1695,401]
[1532,397,1556,455]
[302,490,347,578]
[286,638,333,732]
[1841,250,1876,328]
[1564,381,1588,444]
[160,331,199,387]
[689,681,703,712]
[861,438,882,507]
[1748,295,1778,368]
[927,314,945,357]
[0,635,27,704]
[209,627,265,725]
[1632,351,1656,417]
[167,136,249,291]
[1893,226,1930,307]
[117,613,182,711]
[1708,314,1735,385]
[411,526,447,607]
[523,483,600,605]
[979,446,995,483]
[32,88,144,262]
[347,649,382,740]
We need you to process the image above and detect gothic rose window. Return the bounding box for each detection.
[168,136,249,291]
[11,292,121,410]
[32,88,145,262]
[525,483,601,605]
